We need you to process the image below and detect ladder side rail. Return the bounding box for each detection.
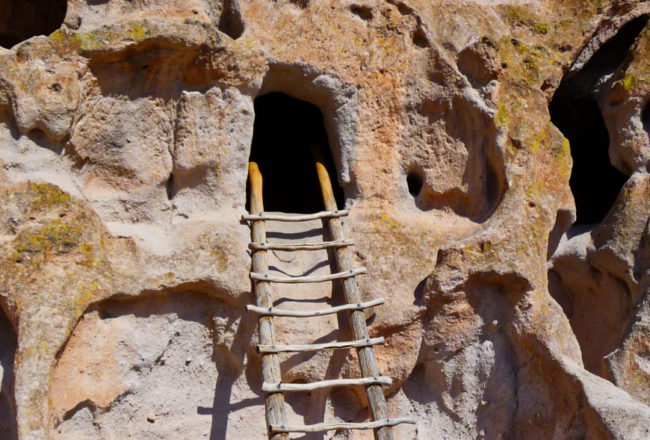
[248,162,289,440]
[313,155,395,440]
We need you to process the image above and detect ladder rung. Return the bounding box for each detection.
[250,267,366,283]
[270,418,417,433]
[242,210,349,222]
[246,298,384,317]
[249,239,354,251]
[258,337,384,353]
[262,376,391,393]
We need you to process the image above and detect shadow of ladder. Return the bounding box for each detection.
[241,159,415,440]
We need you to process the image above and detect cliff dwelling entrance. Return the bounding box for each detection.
[248,92,344,213]
[0,0,67,49]
[0,307,17,440]
[549,15,648,225]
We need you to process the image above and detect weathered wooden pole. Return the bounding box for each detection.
[312,150,395,440]
[248,162,289,440]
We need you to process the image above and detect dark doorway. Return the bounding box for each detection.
[0,0,67,49]
[248,93,344,213]
[549,15,648,225]
[0,307,17,440]
[641,102,650,138]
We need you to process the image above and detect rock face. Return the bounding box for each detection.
[0,1,648,439]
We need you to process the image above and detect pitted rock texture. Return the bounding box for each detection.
[0,1,649,440]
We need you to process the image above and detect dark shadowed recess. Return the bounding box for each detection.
[0,307,17,440]
[248,93,344,213]
[218,0,244,40]
[350,4,373,21]
[549,15,648,225]
[641,102,650,144]
[0,0,66,49]
[407,167,424,197]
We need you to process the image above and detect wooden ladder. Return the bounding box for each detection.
[242,159,414,439]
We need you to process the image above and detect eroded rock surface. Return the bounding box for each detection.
[49,292,259,439]
[0,1,649,439]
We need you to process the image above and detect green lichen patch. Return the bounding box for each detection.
[379,213,403,231]
[0,182,111,272]
[497,37,555,88]
[14,219,82,257]
[622,72,638,90]
[501,5,552,36]
[613,26,650,95]
[28,182,71,210]
[50,28,82,56]
[533,23,550,35]
[77,19,213,54]
[72,281,105,318]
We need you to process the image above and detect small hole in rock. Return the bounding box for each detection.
[289,0,309,9]
[396,2,411,15]
[407,168,424,197]
[0,0,67,49]
[350,5,373,21]
[218,0,245,40]
[413,28,429,48]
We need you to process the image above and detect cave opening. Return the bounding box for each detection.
[248,92,344,213]
[407,166,424,197]
[641,102,650,139]
[0,307,17,440]
[0,0,67,49]
[549,15,648,225]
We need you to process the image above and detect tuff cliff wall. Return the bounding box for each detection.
[0,1,649,439]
